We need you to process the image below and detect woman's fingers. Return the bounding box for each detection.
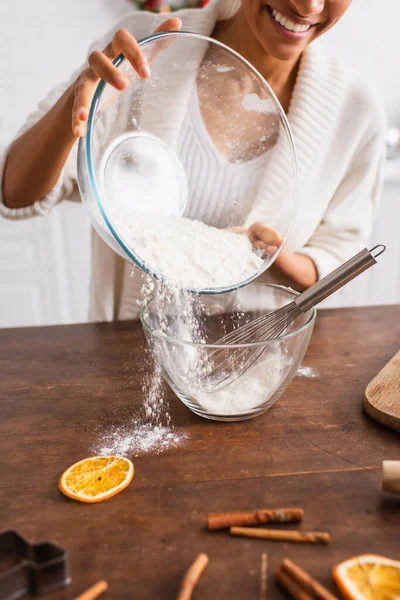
[108,29,151,78]
[72,70,99,137]
[248,222,283,247]
[154,16,182,33]
[225,223,282,256]
[71,18,182,137]
[88,50,129,89]
[143,18,183,64]
[227,223,283,248]
[248,222,283,256]
[104,19,182,74]
[253,241,280,255]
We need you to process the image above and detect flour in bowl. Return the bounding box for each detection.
[195,351,286,416]
[142,281,292,419]
[110,210,264,290]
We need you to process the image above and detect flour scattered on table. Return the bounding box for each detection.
[297,366,319,379]
[93,339,189,456]
[94,421,188,456]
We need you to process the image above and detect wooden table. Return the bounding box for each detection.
[1,306,399,599]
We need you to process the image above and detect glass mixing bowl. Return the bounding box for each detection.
[141,283,316,422]
[78,31,298,294]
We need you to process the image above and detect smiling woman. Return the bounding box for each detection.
[212,0,352,110]
[245,1,352,59]
[0,0,386,322]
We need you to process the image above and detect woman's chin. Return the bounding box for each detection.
[259,39,305,62]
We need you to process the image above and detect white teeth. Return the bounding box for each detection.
[285,19,295,31]
[270,8,311,33]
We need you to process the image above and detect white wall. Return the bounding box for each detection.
[0,1,399,327]
[319,0,400,307]
[320,0,400,120]
[0,0,134,143]
[0,0,133,327]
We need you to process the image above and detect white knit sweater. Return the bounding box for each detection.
[0,0,386,321]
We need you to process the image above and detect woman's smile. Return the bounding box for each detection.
[264,4,316,41]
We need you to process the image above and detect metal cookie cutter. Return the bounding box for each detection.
[0,530,70,600]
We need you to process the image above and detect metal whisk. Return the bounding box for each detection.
[206,245,386,391]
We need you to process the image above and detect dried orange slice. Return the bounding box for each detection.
[59,456,134,503]
[333,554,400,600]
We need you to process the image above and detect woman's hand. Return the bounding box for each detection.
[229,222,318,290]
[72,17,182,137]
[229,222,283,255]
[246,223,318,289]
[248,222,283,254]
[3,16,182,210]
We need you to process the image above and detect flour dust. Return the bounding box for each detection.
[94,421,187,457]
[297,365,319,379]
[91,273,193,457]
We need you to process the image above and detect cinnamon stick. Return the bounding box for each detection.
[208,508,303,530]
[281,559,339,600]
[230,527,331,544]
[176,553,209,600]
[74,580,108,600]
[276,568,314,600]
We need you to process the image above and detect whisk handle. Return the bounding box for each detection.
[295,245,386,312]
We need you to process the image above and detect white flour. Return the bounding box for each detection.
[94,421,187,456]
[142,357,170,424]
[102,132,188,218]
[215,65,235,73]
[143,284,288,418]
[110,210,263,290]
[242,93,274,114]
[196,353,284,416]
[297,365,319,379]
[92,341,189,456]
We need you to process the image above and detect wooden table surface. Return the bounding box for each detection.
[1,306,400,599]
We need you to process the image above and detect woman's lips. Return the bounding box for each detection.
[264,5,316,41]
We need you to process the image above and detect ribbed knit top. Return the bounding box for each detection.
[179,85,267,228]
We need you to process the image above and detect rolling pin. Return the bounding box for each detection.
[382,461,400,496]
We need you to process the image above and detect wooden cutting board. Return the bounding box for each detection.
[363,350,400,432]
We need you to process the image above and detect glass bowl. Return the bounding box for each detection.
[78,31,298,294]
[141,283,316,422]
